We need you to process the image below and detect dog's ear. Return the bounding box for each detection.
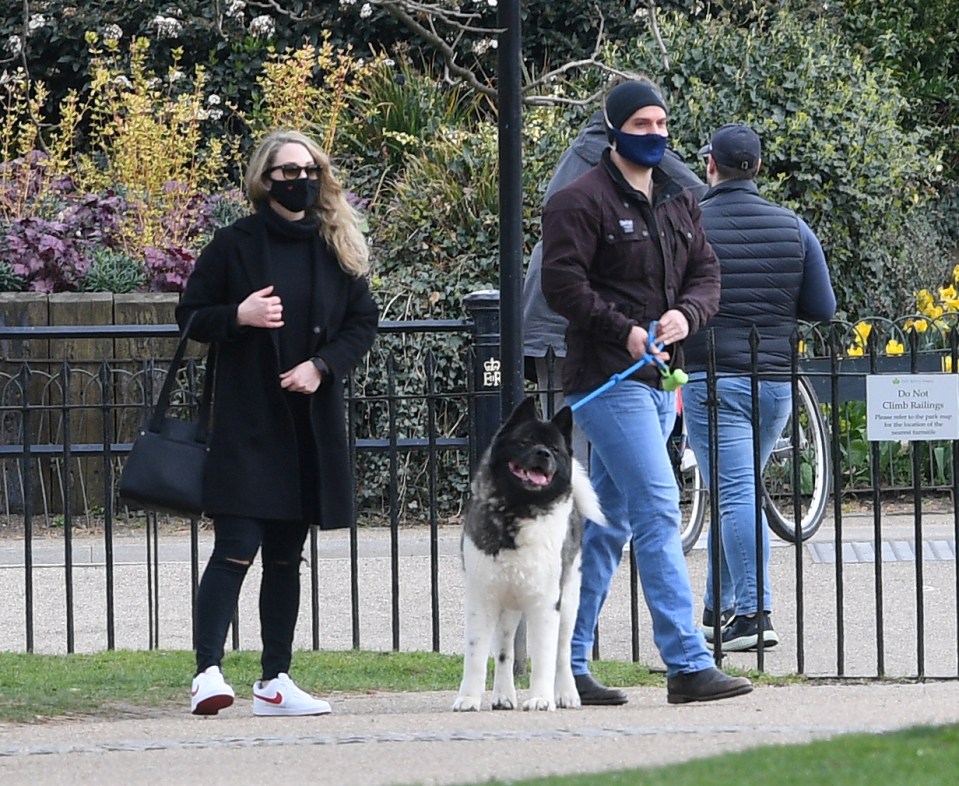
[500,396,538,431]
[551,405,574,446]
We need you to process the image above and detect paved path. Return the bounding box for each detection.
[2,682,959,785]
[1,512,958,784]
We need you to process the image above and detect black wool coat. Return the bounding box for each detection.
[176,212,379,529]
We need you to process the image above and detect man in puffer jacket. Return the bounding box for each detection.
[683,123,836,653]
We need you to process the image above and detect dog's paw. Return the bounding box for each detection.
[555,673,581,708]
[522,696,555,712]
[491,692,517,710]
[555,690,582,709]
[452,695,482,712]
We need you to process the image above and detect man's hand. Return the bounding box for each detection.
[627,324,670,363]
[237,285,284,328]
[655,309,690,346]
[279,360,322,394]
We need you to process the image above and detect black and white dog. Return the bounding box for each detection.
[453,397,604,712]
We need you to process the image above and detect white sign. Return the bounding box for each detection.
[866,374,959,441]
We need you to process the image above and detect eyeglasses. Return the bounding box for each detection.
[267,163,322,180]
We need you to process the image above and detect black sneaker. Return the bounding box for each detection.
[666,667,752,704]
[720,613,780,652]
[700,607,735,642]
[573,673,628,706]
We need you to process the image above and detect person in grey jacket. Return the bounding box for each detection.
[682,124,836,652]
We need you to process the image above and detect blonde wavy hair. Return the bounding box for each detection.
[245,129,370,276]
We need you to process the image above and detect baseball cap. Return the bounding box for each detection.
[698,124,761,170]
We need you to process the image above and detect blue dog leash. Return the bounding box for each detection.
[570,320,688,413]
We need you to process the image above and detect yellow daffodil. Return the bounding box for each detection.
[853,322,871,345]
[885,339,905,355]
[953,264,959,284]
[904,318,928,333]
[940,285,957,302]
[943,356,953,373]
[847,345,864,357]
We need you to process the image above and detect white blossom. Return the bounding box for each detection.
[112,75,133,88]
[207,108,223,121]
[360,3,373,18]
[472,38,498,55]
[340,0,358,6]
[103,24,123,42]
[206,93,221,105]
[249,15,275,37]
[226,0,246,19]
[168,69,185,84]
[150,15,183,39]
[6,35,22,57]
[28,15,47,33]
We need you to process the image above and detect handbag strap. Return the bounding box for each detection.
[148,312,217,439]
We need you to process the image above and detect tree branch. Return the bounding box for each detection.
[647,0,671,72]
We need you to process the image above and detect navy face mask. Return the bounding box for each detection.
[612,129,668,168]
[269,178,320,213]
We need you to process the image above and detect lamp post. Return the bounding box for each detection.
[497,0,524,421]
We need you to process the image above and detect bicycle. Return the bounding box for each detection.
[672,374,830,553]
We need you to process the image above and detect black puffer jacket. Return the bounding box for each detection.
[683,180,804,374]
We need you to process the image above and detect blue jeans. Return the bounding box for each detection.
[567,381,715,678]
[682,375,792,616]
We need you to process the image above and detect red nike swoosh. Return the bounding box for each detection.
[254,691,283,705]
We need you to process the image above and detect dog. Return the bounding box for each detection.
[452,396,605,712]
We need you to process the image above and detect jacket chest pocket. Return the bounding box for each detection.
[598,224,657,280]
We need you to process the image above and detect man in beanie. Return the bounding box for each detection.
[683,124,835,652]
[542,78,753,705]
[522,96,706,445]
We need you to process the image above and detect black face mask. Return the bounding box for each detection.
[269,178,320,213]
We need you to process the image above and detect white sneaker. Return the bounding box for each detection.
[252,673,332,717]
[191,665,235,715]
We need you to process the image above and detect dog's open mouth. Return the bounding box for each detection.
[509,461,553,488]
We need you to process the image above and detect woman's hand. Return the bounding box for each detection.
[279,360,322,394]
[237,285,284,328]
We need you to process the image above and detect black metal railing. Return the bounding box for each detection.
[1,312,957,681]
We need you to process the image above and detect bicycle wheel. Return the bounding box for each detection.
[670,410,707,554]
[762,376,830,541]
[678,444,707,553]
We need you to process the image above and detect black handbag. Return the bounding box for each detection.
[119,316,217,517]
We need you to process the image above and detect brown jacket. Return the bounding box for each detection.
[541,150,720,394]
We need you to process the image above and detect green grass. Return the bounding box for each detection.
[2,651,955,785]
[473,724,959,786]
[1,650,710,724]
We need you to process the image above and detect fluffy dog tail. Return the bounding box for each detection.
[571,458,606,526]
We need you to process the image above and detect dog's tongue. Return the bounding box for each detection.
[509,462,551,486]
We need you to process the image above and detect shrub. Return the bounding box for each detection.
[81,248,144,293]
[613,5,949,321]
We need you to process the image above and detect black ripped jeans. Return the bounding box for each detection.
[194,515,310,681]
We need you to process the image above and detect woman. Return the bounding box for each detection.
[178,129,379,716]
